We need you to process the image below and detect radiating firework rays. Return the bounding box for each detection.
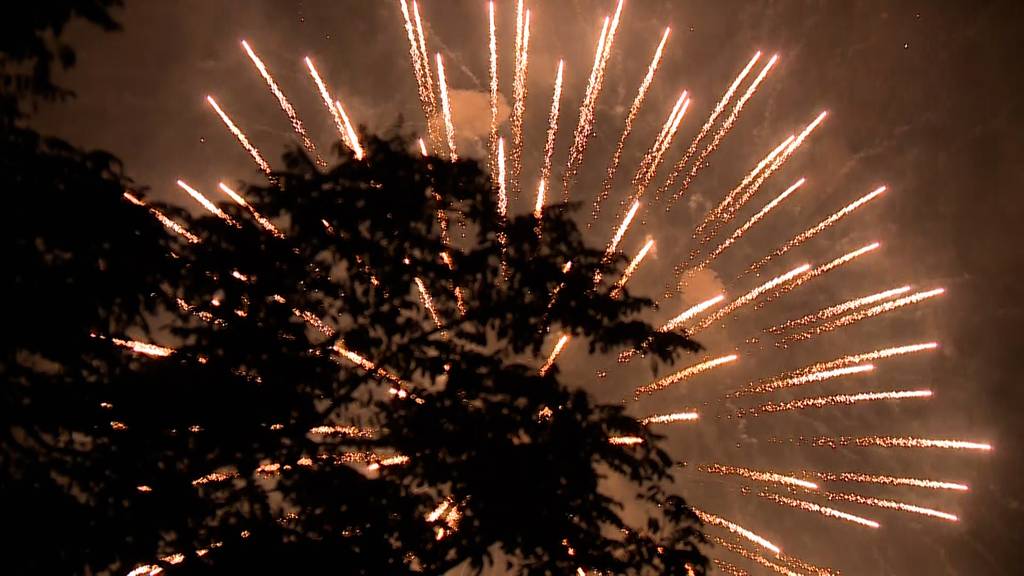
[241,40,324,166]
[776,288,945,344]
[630,92,690,207]
[633,354,738,398]
[803,436,992,451]
[738,389,932,418]
[176,180,238,227]
[304,57,364,159]
[536,60,564,219]
[733,363,875,397]
[754,242,881,309]
[435,53,458,161]
[690,264,810,333]
[592,27,671,223]
[766,285,913,335]
[698,463,819,490]
[642,411,699,425]
[488,1,499,171]
[538,333,570,376]
[821,491,958,522]
[759,491,881,529]
[610,238,655,298]
[123,192,201,244]
[414,277,447,338]
[217,182,284,238]
[508,0,531,199]
[593,199,640,285]
[805,471,969,492]
[401,0,439,148]
[205,96,273,178]
[710,537,805,576]
[692,508,781,555]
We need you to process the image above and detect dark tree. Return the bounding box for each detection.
[2,3,710,575]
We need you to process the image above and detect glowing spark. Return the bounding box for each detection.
[304,57,362,158]
[176,179,238,227]
[534,180,546,225]
[699,463,818,490]
[538,333,570,376]
[748,186,887,274]
[657,51,762,203]
[711,537,804,576]
[218,183,283,237]
[488,1,498,169]
[692,507,781,555]
[737,364,875,396]
[760,492,880,529]
[610,238,655,298]
[538,60,565,211]
[634,92,689,193]
[427,498,452,522]
[673,54,780,200]
[593,27,671,221]
[766,286,913,334]
[111,338,175,358]
[308,425,375,438]
[757,242,881,306]
[435,53,458,161]
[295,308,336,337]
[368,455,411,471]
[594,200,640,285]
[660,295,727,332]
[780,288,946,344]
[823,491,959,522]
[807,471,968,492]
[127,565,163,576]
[642,412,700,424]
[123,192,201,244]
[634,354,738,397]
[742,389,932,417]
[400,0,438,145]
[205,96,272,178]
[332,342,407,386]
[509,4,531,199]
[713,559,750,576]
[691,264,811,333]
[609,436,644,446]
[418,138,428,157]
[240,40,322,165]
[192,471,239,486]
[334,99,364,160]
[807,436,992,452]
[414,277,447,338]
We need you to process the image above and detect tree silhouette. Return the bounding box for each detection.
[2,4,710,575]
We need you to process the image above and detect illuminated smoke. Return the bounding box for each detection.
[740,389,932,417]
[779,288,945,344]
[538,333,571,376]
[593,27,671,222]
[633,354,738,398]
[691,507,781,555]
[698,463,819,490]
[435,53,458,161]
[205,96,272,178]
[240,40,323,166]
[123,192,201,244]
[766,285,913,335]
[176,180,239,227]
[217,182,283,238]
[759,492,881,529]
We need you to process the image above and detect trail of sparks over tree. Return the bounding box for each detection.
[671,54,780,203]
[759,492,881,529]
[657,52,762,204]
[562,0,623,199]
[633,92,689,194]
[217,183,283,238]
[617,293,727,363]
[509,3,531,199]
[537,60,564,216]
[698,463,818,490]
[414,277,447,338]
[110,337,175,358]
[779,288,945,344]
[808,471,968,492]
[123,192,200,244]
[608,436,644,446]
[692,508,781,555]
[610,238,655,298]
[400,0,439,147]
[177,180,239,227]
[822,491,958,522]
[748,186,886,274]
[205,96,272,178]
[240,40,323,166]
[435,53,458,161]
[740,389,932,417]
[766,285,912,335]
[592,27,671,222]
[496,138,509,273]
[690,264,810,333]
[734,364,875,397]
[538,333,570,376]
[634,354,738,398]
[804,436,992,451]
[305,57,363,159]
[592,199,640,285]
[642,412,699,425]
[756,242,881,307]
[488,1,498,171]
[334,99,364,160]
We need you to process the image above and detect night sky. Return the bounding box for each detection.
[34,1,1023,573]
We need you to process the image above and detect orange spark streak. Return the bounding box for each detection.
[766,285,913,334]
[176,180,238,227]
[657,52,762,204]
[608,436,644,446]
[593,200,640,285]
[538,333,570,376]
[240,40,323,165]
[748,186,887,274]
[691,264,810,333]
[698,463,819,490]
[111,338,175,358]
[400,0,438,146]
[807,436,992,452]
[671,54,780,202]
[760,492,880,529]
[691,508,781,555]
[642,411,699,424]
[711,537,805,576]
[713,558,750,576]
[610,238,655,298]
[332,342,406,386]
[435,53,458,161]
[593,27,671,222]
[661,295,727,333]
[205,96,272,178]
[418,138,429,157]
[218,182,283,238]
[756,242,881,307]
[367,454,411,471]
[305,57,362,158]
[414,277,447,338]
[822,491,959,522]
[780,288,945,344]
[736,364,875,397]
[635,94,690,198]
[634,354,738,398]
[741,389,932,417]
[334,99,364,160]
[808,471,968,492]
[509,3,531,199]
[634,91,688,191]
[123,192,201,244]
[538,60,565,211]
[488,1,498,170]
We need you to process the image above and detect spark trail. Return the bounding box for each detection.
[436,53,458,161]
[759,492,880,529]
[691,508,781,555]
[740,389,932,417]
[779,288,945,344]
[734,364,875,397]
[205,96,272,178]
[698,463,819,490]
[805,436,992,451]
[400,0,438,147]
[747,186,887,274]
[657,52,762,204]
[610,238,655,298]
[642,412,699,425]
[414,277,447,338]
[305,57,364,159]
[539,333,570,376]
[537,60,565,218]
[218,183,283,238]
[807,471,968,492]
[633,91,689,194]
[690,264,810,333]
[822,491,959,522]
[755,242,881,308]
[488,1,498,170]
[176,180,238,227]
[509,2,531,199]
[334,100,364,160]
[766,285,913,335]
[240,40,323,166]
[633,354,738,398]
[123,192,201,244]
[711,537,804,576]
[617,293,725,363]
[592,27,671,222]
[593,200,640,285]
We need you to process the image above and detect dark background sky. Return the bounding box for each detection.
[33,1,1023,573]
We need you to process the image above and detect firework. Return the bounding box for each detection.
[418,138,429,157]
[400,0,438,146]
[509,3,531,199]
[698,463,819,490]
[414,277,447,338]
[748,186,886,274]
[713,558,750,576]
[538,60,565,214]
[735,364,875,397]
[608,436,644,446]
[488,1,498,169]
[807,471,968,492]
[692,508,781,555]
[661,295,727,333]
[240,40,323,165]
[822,491,958,522]
[642,412,699,425]
[610,238,655,298]
[760,492,881,529]
[217,182,283,238]
[205,96,273,178]
[633,354,738,398]
[123,192,201,244]
[304,57,364,159]
[755,242,881,307]
[766,285,913,335]
[633,91,689,194]
[779,288,945,344]
[752,342,937,393]
[176,180,239,227]
[538,333,571,376]
[435,53,458,161]
[110,338,175,358]
[367,454,411,471]
[593,200,640,285]
[806,436,992,451]
[741,389,932,417]
[332,341,407,386]
[592,27,671,222]
[691,264,811,333]
[711,536,805,576]
[334,100,364,160]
